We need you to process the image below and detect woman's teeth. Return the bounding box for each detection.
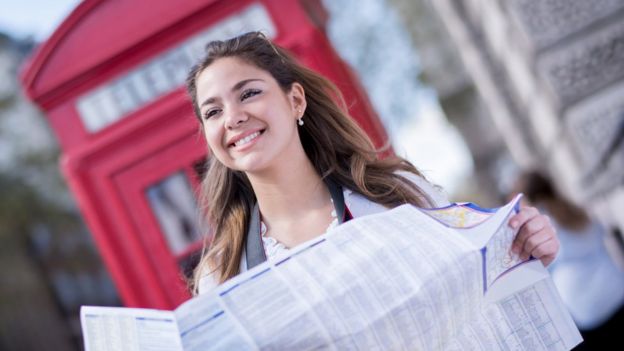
[234,131,261,147]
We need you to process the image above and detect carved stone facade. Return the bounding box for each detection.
[426,0,624,231]
[509,0,624,50]
[566,81,624,197]
[538,20,624,106]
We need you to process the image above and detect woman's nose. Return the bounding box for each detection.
[224,106,248,129]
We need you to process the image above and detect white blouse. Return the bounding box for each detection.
[261,199,339,260]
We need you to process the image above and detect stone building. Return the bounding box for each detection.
[391,0,624,235]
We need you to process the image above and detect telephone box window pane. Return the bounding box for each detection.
[146,172,202,255]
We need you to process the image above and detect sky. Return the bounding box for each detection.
[0,0,473,196]
[0,0,80,41]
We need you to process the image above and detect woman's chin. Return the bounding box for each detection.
[229,158,270,174]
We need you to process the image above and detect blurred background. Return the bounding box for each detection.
[1,0,623,350]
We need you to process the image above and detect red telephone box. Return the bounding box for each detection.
[21,0,388,309]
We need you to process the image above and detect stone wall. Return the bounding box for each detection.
[428,0,624,231]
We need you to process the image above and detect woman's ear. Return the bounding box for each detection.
[289,82,307,119]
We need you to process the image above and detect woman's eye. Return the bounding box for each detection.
[241,89,261,101]
[203,109,220,120]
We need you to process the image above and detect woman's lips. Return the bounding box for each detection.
[229,129,265,149]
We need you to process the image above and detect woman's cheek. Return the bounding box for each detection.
[203,128,219,148]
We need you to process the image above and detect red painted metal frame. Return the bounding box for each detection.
[113,131,206,308]
[20,0,389,309]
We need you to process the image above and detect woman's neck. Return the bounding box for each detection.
[247,158,330,221]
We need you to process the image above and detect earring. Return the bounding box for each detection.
[297,108,304,126]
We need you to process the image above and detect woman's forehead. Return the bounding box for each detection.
[201,57,266,82]
[196,57,271,96]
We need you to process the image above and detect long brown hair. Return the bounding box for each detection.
[186,31,434,293]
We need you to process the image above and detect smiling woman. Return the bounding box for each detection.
[185,32,437,291]
[194,57,306,174]
[184,31,560,295]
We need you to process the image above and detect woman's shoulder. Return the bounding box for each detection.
[343,171,450,217]
[396,170,450,208]
[197,272,218,295]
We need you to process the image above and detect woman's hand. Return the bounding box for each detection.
[510,206,559,267]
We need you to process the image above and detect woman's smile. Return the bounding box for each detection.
[228,129,266,151]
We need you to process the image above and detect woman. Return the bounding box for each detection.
[185,32,558,295]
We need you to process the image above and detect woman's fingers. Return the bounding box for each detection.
[509,206,539,229]
[509,206,559,266]
[518,228,552,260]
[510,206,541,252]
[529,237,559,267]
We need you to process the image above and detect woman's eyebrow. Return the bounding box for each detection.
[200,78,264,107]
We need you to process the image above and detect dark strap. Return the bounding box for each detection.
[245,202,266,269]
[244,177,350,269]
[330,178,354,223]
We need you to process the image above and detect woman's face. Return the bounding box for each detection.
[194,57,306,174]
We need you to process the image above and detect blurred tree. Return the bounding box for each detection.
[0,173,77,350]
[0,31,120,351]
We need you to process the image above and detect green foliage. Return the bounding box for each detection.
[0,172,72,238]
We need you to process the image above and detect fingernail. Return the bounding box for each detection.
[509,220,518,229]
